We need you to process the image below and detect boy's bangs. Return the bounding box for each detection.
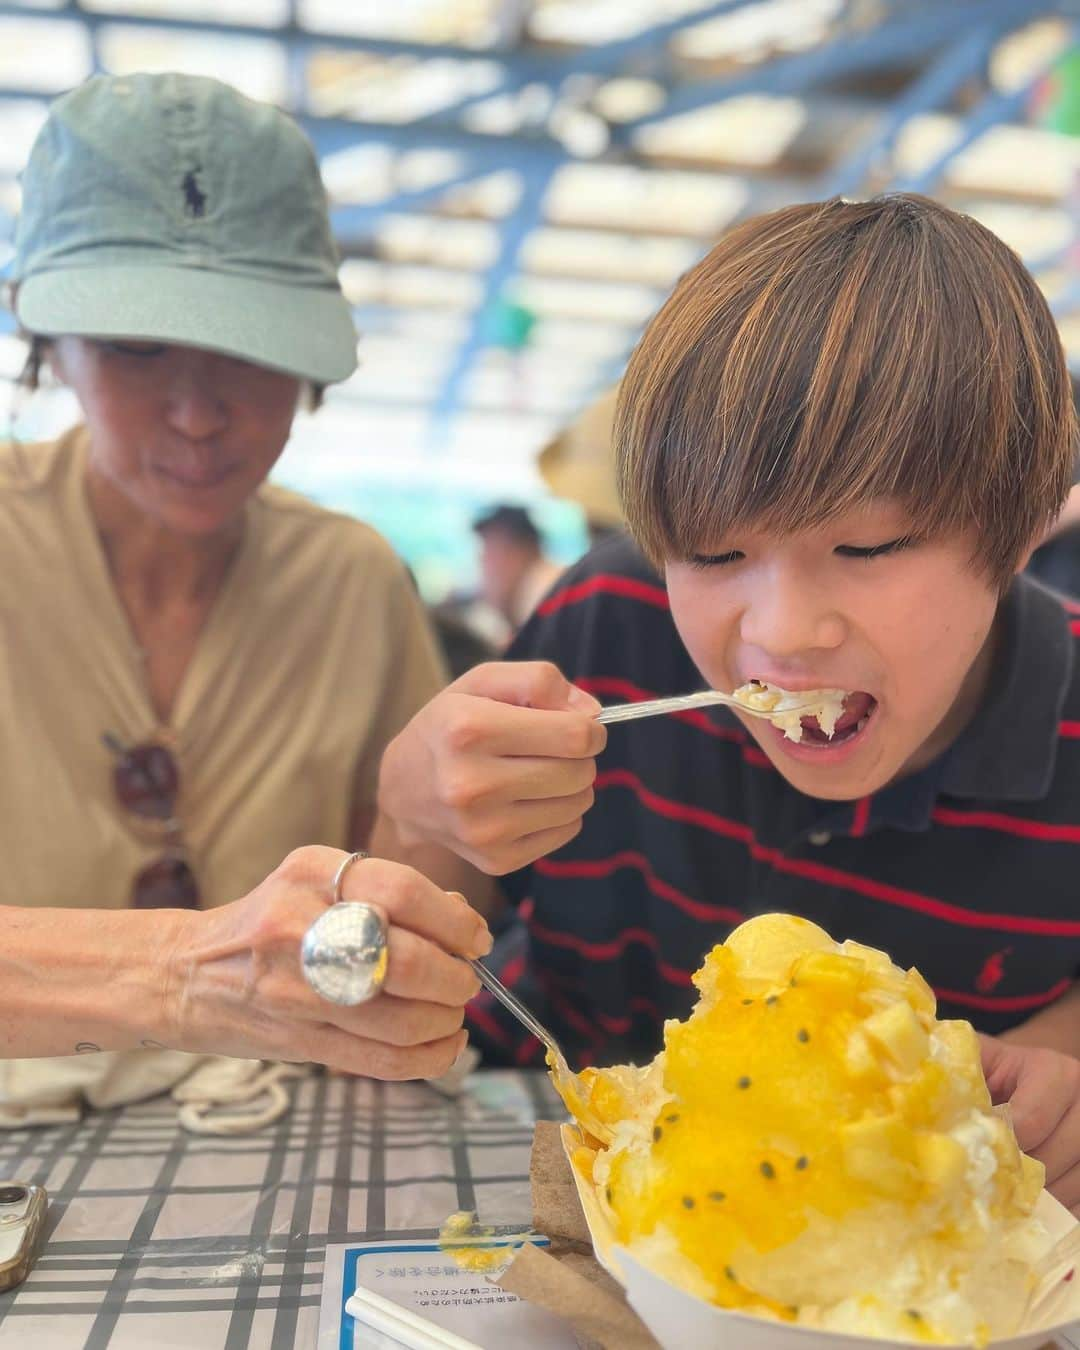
[616,196,1075,585]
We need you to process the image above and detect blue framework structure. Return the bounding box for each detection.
[0,0,1078,440]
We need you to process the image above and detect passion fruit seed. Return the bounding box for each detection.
[797,1028,810,1043]
[737,1075,752,1089]
[725,1266,736,1281]
[906,1310,922,1322]
[796,1155,809,1171]
[605,1186,612,1203]
[742,998,753,1005]
[708,1190,726,1202]
[761,1161,776,1180]
[665,1112,680,1123]
[765,995,780,1006]
[653,1125,663,1142]
[682,1195,695,1210]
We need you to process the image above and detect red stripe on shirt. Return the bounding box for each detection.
[933,977,1072,1013]
[537,574,669,616]
[466,995,513,1049]
[1060,721,1080,738]
[596,768,753,843]
[526,914,694,986]
[514,1035,544,1067]
[759,847,1080,937]
[536,849,745,926]
[550,972,663,1036]
[592,997,665,1036]
[598,769,1080,938]
[549,989,601,1043]
[500,954,526,987]
[931,805,1080,844]
[1070,619,1080,637]
[851,797,871,837]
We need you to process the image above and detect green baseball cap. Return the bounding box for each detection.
[9,72,358,384]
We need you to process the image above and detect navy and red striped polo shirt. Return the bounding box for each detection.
[466,534,1080,1068]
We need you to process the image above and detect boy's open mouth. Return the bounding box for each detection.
[798,691,877,745]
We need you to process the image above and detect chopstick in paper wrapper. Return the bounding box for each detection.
[560,1120,1080,1350]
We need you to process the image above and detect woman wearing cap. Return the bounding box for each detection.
[0,73,481,1110]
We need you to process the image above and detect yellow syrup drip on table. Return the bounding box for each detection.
[438,1211,524,1273]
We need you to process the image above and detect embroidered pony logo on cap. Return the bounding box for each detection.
[181,167,206,218]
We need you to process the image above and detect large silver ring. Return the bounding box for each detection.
[301,902,388,1006]
[301,854,387,1006]
[331,850,369,905]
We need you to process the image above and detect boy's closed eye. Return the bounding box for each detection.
[690,536,914,568]
[834,536,914,560]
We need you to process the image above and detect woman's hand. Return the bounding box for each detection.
[980,1034,1080,1214]
[160,846,492,1081]
[377,661,606,875]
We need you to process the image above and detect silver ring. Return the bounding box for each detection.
[331,850,369,905]
[301,901,389,1006]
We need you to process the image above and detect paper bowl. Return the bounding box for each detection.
[560,1123,1080,1350]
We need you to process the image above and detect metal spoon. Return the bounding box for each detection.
[595,689,821,725]
[467,958,612,1143]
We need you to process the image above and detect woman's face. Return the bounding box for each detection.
[51,337,302,535]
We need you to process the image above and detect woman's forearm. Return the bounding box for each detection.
[0,906,188,1058]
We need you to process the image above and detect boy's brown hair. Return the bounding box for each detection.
[616,194,1076,587]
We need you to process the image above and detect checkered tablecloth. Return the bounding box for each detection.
[0,1069,562,1350]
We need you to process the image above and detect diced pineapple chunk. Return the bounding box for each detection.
[845,1029,882,1080]
[841,1115,918,1197]
[863,1001,930,1076]
[791,950,866,996]
[904,968,937,1018]
[915,1131,969,1194]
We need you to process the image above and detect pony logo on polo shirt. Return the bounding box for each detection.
[975,947,1012,993]
[181,167,207,218]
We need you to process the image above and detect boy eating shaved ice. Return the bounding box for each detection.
[375,195,1080,1210]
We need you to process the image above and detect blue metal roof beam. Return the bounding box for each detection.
[407,0,764,132]
[0,1,559,76]
[823,24,1003,200]
[429,160,557,444]
[331,165,504,240]
[611,0,1071,138]
[889,67,1054,195]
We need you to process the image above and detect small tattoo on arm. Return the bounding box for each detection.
[74,1042,102,1054]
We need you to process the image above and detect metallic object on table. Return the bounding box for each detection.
[595,688,818,725]
[0,1182,47,1292]
[301,852,389,1006]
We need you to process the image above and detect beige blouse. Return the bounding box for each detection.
[0,425,446,911]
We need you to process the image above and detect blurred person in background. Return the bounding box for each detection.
[472,502,564,637]
[0,72,459,1123]
[538,385,624,548]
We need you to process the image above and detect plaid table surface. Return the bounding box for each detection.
[0,1069,562,1350]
